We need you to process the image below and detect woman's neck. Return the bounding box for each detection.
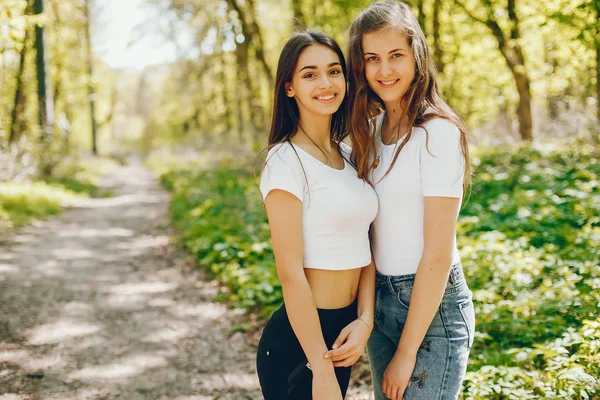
[383,99,408,127]
[296,113,333,150]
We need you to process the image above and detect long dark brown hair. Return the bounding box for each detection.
[347,1,471,192]
[267,30,349,150]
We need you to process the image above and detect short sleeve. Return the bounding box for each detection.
[420,119,465,198]
[260,144,306,202]
[339,140,352,157]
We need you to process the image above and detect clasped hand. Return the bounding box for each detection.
[323,318,371,367]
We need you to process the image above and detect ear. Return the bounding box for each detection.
[285,82,295,97]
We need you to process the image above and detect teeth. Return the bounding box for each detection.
[317,94,335,100]
[381,80,397,85]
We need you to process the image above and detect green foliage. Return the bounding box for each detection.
[0,181,83,230]
[160,167,282,316]
[162,142,599,398]
[0,156,116,232]
[457,142,600,398]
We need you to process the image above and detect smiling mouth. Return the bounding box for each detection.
[315,93,337,103]
[378,79,399,87]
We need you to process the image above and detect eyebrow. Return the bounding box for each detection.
[299,62,341,72]
[364,48,407,55]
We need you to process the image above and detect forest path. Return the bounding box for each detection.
[0,161,260,400]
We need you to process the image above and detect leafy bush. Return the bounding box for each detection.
[161,168,281,316]
[0,156,115,233]
[160,142,599,398]
[0,182,84,231]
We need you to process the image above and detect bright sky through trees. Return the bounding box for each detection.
[96,0,193,70]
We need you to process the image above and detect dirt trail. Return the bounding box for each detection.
[0,162,372,400]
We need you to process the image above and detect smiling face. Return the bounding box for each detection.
[285,44,346,118]
[362,28,416,110]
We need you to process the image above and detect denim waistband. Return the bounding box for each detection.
[375,263,465,293]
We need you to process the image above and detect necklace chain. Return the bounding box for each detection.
[374,112,410,170]
[297,124,335,167]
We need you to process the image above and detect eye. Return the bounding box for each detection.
[367,56,378,62]
[303,72,315,79]
[330,69,342,75]
[392,53,402,59]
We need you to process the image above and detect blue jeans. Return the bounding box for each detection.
[367,263,475,400]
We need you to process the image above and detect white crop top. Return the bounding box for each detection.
[260,141,378,270]
[371,113,464,276]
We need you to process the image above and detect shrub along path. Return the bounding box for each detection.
[0,161,266,399]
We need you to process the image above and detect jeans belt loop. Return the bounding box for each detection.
[387,276,396,295]
[448,270,456,285]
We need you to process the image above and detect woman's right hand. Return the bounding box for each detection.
[312,369,343,400]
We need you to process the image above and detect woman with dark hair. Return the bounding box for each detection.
[256,30,378,399]
[345,1,476,399]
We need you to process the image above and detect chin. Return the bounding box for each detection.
[315,103,342,115]
[375,90,406,104]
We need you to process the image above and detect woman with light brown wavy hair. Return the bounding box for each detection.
[345,1,475,399]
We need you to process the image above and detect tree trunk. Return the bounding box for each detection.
[84,0,98,154]
[457,0,533,141]
[217,33,232,138]
[34,0,54,142]
[226,0,273,87]
[51,0,63,110]
[417,0,426,36]
[9,26,30,144]
[596,4,600,128]
[228,0,258,141]
[249,61,265,140]
[235,50,246,140]
[513,72,533,141]
[432,0,445,73]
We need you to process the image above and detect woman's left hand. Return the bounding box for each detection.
[323,319,371,367]
[382,350,417,399]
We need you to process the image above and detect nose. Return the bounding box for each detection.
[380,59,392,77]
[318,73,333,89]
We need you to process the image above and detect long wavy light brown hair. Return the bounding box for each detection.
[347,0,471,192]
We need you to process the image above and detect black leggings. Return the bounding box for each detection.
[256,299,358,399]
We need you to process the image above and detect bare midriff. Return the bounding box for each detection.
[304,267,365,309]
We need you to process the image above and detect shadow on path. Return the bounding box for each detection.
[0,161,260,400]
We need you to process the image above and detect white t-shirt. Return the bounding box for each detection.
[260,141,378,270]
[371,113,464,276]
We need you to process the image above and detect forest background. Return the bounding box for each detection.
[1,0,599,398]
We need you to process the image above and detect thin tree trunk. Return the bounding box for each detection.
[98,85,118,130]
[457,0,533,141]
[417,0,426,36]
[291,0,305,29]
[51,0,62,109]
[514,72,533,140]
[84,0,98,154]
[249,61,265,140]
[596,4,600,128]
[432,0,445,73]
[226,0,273,86]
[9,26,29,144]
[235,51,246,140]
[505,0,532,141]
[34,0,54,142]
[231,7,257,139]
[217,33,232,138]
[218,60,232,137]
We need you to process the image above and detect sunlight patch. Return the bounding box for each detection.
[0,263,18,273]
[27,320,102,345]
[108,282,177,295]
[68,353,168,382]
